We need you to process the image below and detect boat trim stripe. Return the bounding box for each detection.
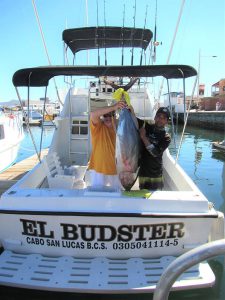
[0,210,219,218]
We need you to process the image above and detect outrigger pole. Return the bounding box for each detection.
[121,4,125,66]
[140,5,148,66]
[103,0,107,65]
[131,0,137,65]
[95,0,100,65]
[152,0,158,63]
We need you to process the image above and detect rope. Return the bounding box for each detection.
[175,73,197,163]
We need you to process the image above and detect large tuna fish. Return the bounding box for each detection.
[116,108,141,191]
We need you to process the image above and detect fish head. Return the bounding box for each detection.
[119,171,137,191]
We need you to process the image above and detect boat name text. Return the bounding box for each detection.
[20,219,185,242]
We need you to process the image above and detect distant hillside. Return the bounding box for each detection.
[0,100,21,106]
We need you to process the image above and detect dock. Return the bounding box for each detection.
[0,149,48,196]
[176,110,225,131]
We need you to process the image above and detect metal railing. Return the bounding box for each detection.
[153,239,225,300]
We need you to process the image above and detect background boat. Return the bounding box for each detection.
[0,108,24,173]
[212,141,225,152]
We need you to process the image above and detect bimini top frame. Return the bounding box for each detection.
[12,65,197,87]
[62,27,153,54]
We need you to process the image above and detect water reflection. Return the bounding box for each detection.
[167,125,225,300]
[169,125,225,210]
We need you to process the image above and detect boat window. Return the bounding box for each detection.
[72,120,88,135]
[0,125,5,140]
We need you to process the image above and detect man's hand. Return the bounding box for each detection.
[114,101,128,110]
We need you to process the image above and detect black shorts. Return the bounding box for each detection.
[139,176,163,191]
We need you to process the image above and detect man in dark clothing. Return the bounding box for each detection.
[138,107,171,190]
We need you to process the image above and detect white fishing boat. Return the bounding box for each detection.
[0,26,224,296]
[0,108,24,173]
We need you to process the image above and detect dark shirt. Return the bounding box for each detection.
[138,119,171,178]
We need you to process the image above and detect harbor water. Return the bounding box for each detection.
[1,124,225,299]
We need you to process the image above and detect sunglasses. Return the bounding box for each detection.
[103,112,115,118]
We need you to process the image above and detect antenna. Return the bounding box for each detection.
[131,0,137,65]
[140,5,148,65]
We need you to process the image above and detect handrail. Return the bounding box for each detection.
[153,239,225,300]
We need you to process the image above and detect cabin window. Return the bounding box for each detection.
[0,125,5,140]
[71,120,88,135]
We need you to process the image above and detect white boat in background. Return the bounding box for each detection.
[0,108,24,173]
[23,109,42,125]
[0,26,224,296]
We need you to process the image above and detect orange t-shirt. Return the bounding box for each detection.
[88,121,117,175]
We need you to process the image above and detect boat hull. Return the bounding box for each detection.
[0,112,24,173]
[0,138,23,173]
[0,212,215,258]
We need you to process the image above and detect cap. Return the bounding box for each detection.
[156,107,170,120]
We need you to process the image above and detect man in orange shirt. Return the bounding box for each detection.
[88,100,127,189]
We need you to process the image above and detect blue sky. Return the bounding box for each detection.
[0,0,224,102]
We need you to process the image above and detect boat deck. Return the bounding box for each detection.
[0,150,48,196]
[0,250,215,294]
